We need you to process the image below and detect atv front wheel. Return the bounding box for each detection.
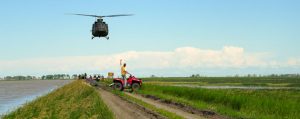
[132,83,141,91]
[114,82,124,91]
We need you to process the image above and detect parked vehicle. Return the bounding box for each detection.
[112,74,142,91]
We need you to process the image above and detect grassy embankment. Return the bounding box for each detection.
[3,80,113,119]
[138,84,300,119]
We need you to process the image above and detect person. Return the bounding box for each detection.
[120,59,128,87]
[84,73,87,79]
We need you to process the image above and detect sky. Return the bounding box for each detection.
[0,0,299,77]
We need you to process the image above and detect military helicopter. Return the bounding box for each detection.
[69,13,133,40]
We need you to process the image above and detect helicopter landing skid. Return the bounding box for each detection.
[91,36,109,40]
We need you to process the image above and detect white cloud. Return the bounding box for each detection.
[0,46,299,76]
[286,58,300,67]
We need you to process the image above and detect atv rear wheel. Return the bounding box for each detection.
[114,82,124,91]
[132,83,141,91]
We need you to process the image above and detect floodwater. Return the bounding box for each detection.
[173,84,300,90]
[0,80,72,116]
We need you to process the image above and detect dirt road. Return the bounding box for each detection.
[125,92,205,119]
[97,88,164,119]
[97,85,223,119]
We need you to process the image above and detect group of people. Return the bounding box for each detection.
[77,59,130,86]
[78,73,104,82]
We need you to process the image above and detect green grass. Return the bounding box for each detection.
[138,84,300,119]
[3,80,114,119]
[142,77,300,87]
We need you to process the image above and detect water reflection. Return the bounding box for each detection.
[0,80,72,115]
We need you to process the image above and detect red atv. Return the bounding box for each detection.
[113,74,142,91]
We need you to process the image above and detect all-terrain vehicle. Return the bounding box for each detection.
[112,74,142,91]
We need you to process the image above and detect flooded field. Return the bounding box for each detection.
[0,80,72,115]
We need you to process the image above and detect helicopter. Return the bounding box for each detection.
[69,13,133,40]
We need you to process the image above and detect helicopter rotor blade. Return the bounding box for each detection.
[102,14,134,17]
[66,13,133,18]
[66,13,101,18]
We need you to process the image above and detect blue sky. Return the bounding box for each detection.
[0,0,299,76]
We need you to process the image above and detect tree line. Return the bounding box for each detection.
[1,74,74,80]
[190,73,300,78]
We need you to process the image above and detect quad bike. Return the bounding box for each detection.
[112,74,142,91]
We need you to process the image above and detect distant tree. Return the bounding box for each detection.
[191,74,201,78]
[72,74,78,79]
[46,75,54,80]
